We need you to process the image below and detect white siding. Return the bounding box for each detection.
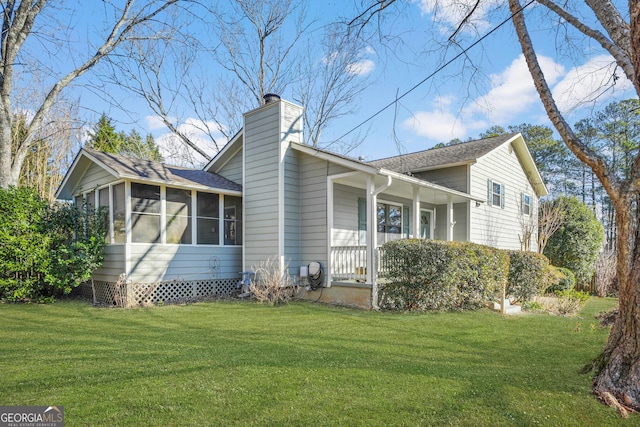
[470,142,538,250]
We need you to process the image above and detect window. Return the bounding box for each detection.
[377,202,402,234]
[99,187,111,243]
[197,192,219,244]
[131,183,161,243]
[86,191,95,212]
[113,183,126,243]
[487,179,505,208]
[224,196,242,245]
[521,193,532,215]
[166,188,192,244]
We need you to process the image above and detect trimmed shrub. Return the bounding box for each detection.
[506,251,550,302]
[545,266,576,294]
[379,240,508,311]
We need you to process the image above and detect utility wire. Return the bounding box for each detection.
[329,0,536,143]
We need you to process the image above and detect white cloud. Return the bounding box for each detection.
[145,115,170,131]
[466,54,564,122]
[154,117,228,168]
[416,0,502,32]
[402,110,467,141]
[346,59,376,76]
[552,54,634,113]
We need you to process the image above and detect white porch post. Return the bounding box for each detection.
[446,195,454,241]
[365,175,375,287]
[370,175,392,310]
[412,185,421,238]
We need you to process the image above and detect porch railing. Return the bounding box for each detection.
[330,246,388,282]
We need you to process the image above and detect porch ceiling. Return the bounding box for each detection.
[332,170,482,205]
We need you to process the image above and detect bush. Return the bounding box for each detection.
[0,187,107,302]
[250,257,298,305]
[543,196,604,287]
[554,289,590,316]
[379,240,508,311]
[507,251,550,302]
[0,187,51,301]
[545,266,576,294]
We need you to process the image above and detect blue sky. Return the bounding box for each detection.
[61,1,635,165]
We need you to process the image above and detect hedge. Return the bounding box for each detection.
[379,240,508,311]
[506,251,550,302]
[379,239,551,311]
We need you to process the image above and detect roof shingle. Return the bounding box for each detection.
[368,133,517,173]
[85,148,242,192]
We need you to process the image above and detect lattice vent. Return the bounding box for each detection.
[79,277,239,307]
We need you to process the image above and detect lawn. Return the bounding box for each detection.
[0,297,635,426]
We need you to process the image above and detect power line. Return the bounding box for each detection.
[329,0,536,143]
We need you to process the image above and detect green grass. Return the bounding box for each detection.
[0,297,635,426]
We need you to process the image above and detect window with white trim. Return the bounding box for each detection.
[487,179,505,208]
[521,193,532,215]
[377,202,402,234]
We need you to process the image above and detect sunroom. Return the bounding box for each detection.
[56,148,244,304]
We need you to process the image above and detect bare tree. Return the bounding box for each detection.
[0,0,180,189]
[507,0,640,415]
[295,24,372,149]
[113,0,373,164]
[537,199,565,254]
[209,0,310,133]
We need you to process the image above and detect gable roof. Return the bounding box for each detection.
[56,148,242,200]
[368,133,547,197]
[368,134,516,173]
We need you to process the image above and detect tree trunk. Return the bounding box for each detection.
[593,197,640,416]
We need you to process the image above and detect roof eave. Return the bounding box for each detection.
[291,142,380,175]
[381,168,485,203]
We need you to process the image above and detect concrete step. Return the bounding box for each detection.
[488,299,522,314]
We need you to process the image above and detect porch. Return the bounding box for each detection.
[330,245,388,283]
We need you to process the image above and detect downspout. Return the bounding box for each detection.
[369,174,392,310]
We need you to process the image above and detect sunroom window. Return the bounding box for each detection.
[197,192,219,244]
[131,183,161,243]
[166,188,192,244]
[224,196,242,245]
[113,183,126,243]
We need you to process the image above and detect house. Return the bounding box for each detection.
[56,96,547,308]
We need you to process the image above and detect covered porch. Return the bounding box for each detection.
[326,169,484,292]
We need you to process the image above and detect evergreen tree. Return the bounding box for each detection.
[87,114,163,162]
